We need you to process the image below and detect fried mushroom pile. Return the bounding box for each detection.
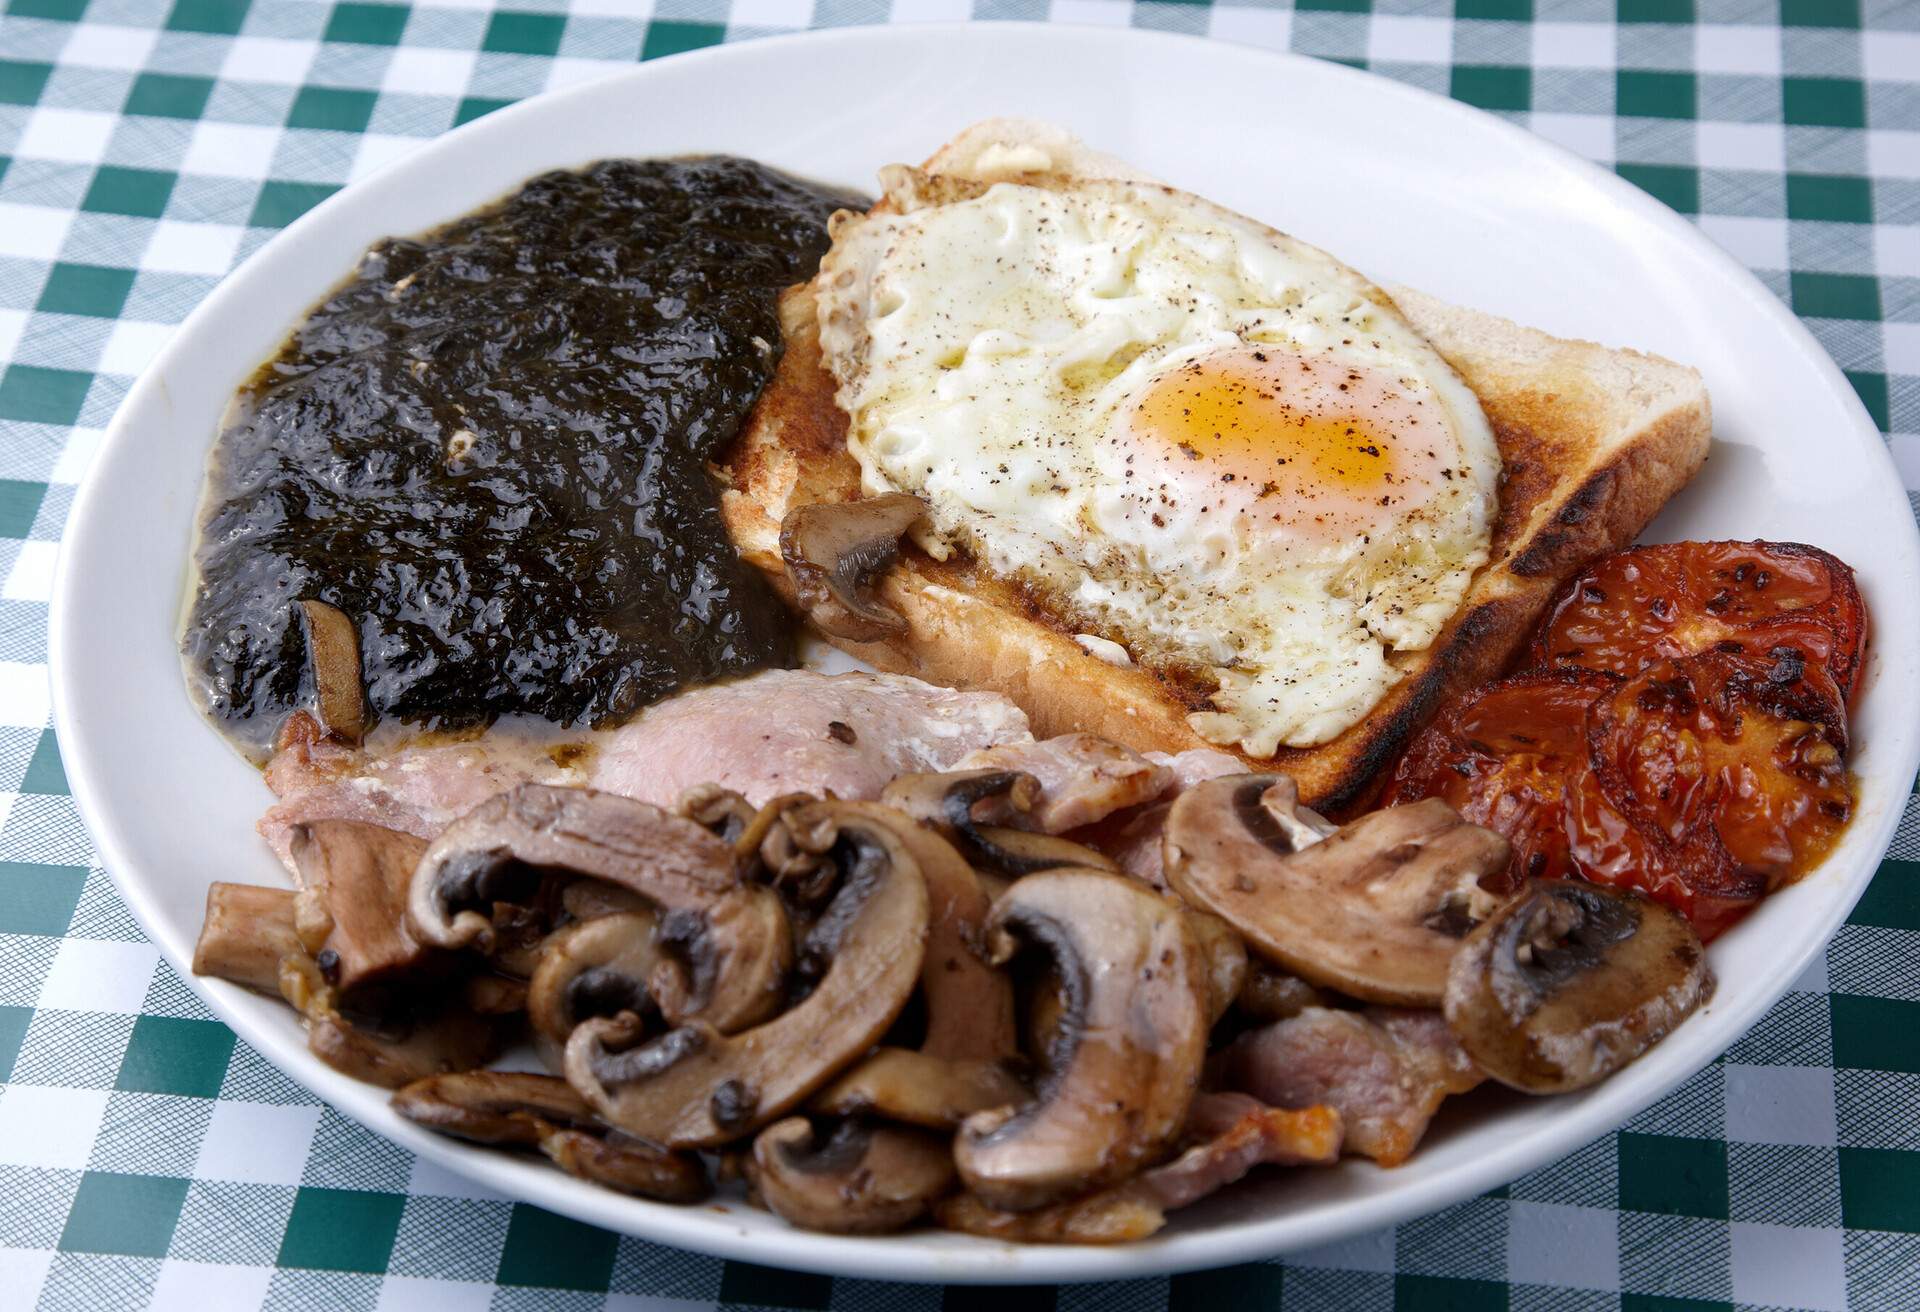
[195,748,1714,1242]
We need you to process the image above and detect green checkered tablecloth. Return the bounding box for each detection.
[1,0,1917,1307]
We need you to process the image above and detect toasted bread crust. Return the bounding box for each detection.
[718,229,1711,817]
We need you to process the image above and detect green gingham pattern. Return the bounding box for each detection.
[0,0,1916,1307]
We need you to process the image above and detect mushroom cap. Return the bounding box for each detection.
[1444,879,1715,1093]
[749,1117,955,1234]
[565,802,930,1148]
[779,493,927,641]
[955,868,1209,1212]
[1165,777,1510,1007]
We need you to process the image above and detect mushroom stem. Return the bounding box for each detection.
[835,800,1016,1064]
[1186,911,1249,1026]
[289,819,432,1027]
[193,883,301,995]
[526,911,662,1061]
[195,877,500,1087]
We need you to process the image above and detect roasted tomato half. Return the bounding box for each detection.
[1389,646,1853,941]
[1383,669,1619,894]
[1533,540,1867,699]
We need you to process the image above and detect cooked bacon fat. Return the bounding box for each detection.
[261,669,1031,878]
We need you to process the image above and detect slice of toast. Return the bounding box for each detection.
[716,126,1712,814]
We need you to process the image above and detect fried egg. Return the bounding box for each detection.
[815,165,1500,754]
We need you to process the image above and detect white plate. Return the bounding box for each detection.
[49,23,1920,1285]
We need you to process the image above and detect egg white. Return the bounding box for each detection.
[815,168,1500,753]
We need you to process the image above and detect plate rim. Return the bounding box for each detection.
[47,21,1920,1284]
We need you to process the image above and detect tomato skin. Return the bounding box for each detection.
[1586,650,1851,918]
[1561,768,1760,942]
[1384,669,1619,894]
[1533,540,1867,700]
[1388,644,1853,942]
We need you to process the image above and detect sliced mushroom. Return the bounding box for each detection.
[560,879,649,921]
[748,1117,954,1234]
[392,1071,707,1202]
[408,784,791,1033]
[488,901,558,980]
[1445,879,1714,1094]
[811,1048,1027,1129]
[842,800,1015,1063]
[543,1126,708,1200]
[297,598,366,745]
[282,954,500,1088]
[289,819,433,1026]
[779,493,927,641]
[1019,961,1068,1071]
[955,869,1209,1211]
[527,911,661,1061]
[954,734,1175,833]
[1164,778,1510,1007]
[881,770,1117,876]
[194,883,302,995]
[803,807,1022,1127]
[1185,911,1248,1026]
[393,1069,592,1138]
[934,1095,1342,1244]
[566,802,929,1148]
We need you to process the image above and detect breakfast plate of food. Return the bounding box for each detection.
[48,23,1920,1283]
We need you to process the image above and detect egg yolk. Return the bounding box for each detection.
[1123,348,1455,545]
